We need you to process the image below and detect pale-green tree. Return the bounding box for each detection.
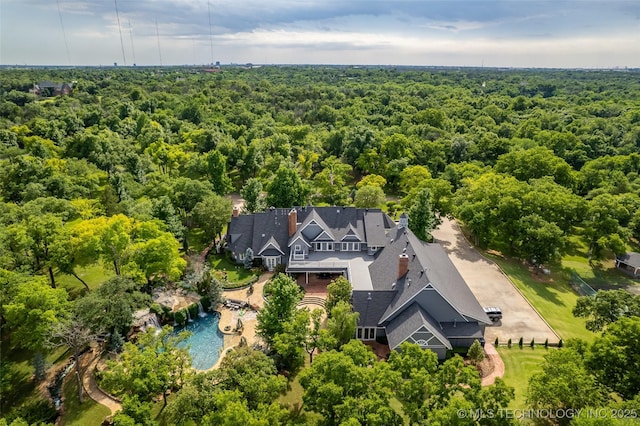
[354,185,385,208]
[325,276,352,314]
[256,273,303,347]
[408,187,436,242]
[102,326,192,407]
[240,178,266,213]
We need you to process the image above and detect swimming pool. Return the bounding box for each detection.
[171,312,225,370]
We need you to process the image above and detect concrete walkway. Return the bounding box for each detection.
[432,217,559,344]
[80,348,122,416]
[481,343,505,386]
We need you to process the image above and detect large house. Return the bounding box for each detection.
[226,206,490,358]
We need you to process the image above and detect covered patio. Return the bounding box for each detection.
[616,252,640,278]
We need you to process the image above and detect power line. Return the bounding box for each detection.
[114,0,127,65]
[207,0,214,65]
[56,0,71,65]
[128,20,136,66]
[155,19,163,66]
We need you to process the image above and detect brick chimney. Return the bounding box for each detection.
[288,208,297,237]
[398,253,409,279]
[232,206,239,218]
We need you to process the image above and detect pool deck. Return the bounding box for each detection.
[212,272,272,369]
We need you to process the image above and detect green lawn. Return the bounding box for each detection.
[208,254,258,286]
[55,263,114,299]
[562,235,639,292]
[60,378,111,426]
[498,346,548,409]
[489,255,596,343]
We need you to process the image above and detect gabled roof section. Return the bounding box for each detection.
[227,215,254,254]
[352,290,397,327]
[341,224,362,241]
[288,234,311,248]
[385,303,452,350]
[299,209,332,235]
[314,230,335,241]
[258,235,285,256]
[371,227,490,325]
[250,208,290,258]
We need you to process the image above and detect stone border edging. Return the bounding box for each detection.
[451,219,562,343]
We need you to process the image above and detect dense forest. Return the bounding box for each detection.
[1,66,640,425]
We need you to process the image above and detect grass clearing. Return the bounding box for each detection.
[208,254,258,287]
[56,263,114,299]
[498,346,548,409]
[562,235,639,293]
[488,255,596,343]
[60,377,111,426]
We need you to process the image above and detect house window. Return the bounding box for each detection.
[315,242,334,251]
[341,242,360,251]
[356,327,376,340]
[294,244,301,252]
[238,252,245,260]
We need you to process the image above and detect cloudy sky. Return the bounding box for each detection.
[1,0,639,68]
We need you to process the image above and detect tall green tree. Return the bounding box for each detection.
[299,340,403,426]
[325,276,352,314]
[240,178,266,213]
[266,166,310,208]
[408,187,436,242]
[74,276,150,335]
[3,276,70,380]
[206,150,233,195]
[354,185,385,208]
[528,346,608,422]
[324,301,359,350]
[192,193,233,241]
[256,274,303,347]
[573,290,640,332]
[586,316,640,400]
[102,326,192,407]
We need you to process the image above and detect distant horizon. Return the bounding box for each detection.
[1,63,639,71]
[2,1,639,69]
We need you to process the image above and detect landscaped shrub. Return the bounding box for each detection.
[494,337,499,346]
[507,338,512,348]
[188,303,198,319]
[530,338,535,348]
[150,303,163,315]
[174,310,187,326]
[518,337,523,348]
[558,338,563,348]
[200,296,212,311]
[544,338,549,348]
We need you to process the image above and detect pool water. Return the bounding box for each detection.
[171,312,225,370]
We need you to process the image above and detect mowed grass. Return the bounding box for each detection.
[562,234,639,293]
[208,254,257,285]
[60,378,111,426]
[498,346,548,409]
[488,255,596,343]
[55,263,114,299]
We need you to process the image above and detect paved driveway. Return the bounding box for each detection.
[432,218,560,344]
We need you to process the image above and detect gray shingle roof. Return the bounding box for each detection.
[440,322,484,339]
[371,228,490,325]
[352,290,397,327]
[385,303,452,350]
